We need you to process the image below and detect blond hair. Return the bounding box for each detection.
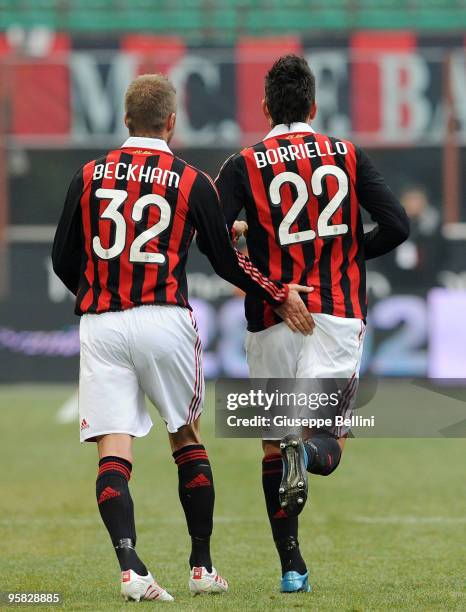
[124,74,176,135]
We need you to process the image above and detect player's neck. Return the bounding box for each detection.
[130,132,168,142]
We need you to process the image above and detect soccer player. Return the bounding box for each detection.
[52,74,314,602]
[215,55,410,593]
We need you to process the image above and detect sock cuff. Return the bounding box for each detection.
[97,456,132,481]
[262,453,282,476]
[173,444,209,467]
[262,453,282,465]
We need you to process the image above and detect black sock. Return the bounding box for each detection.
[262,454,307,576]
[114,539,147,575]
[96,456,147,576]
[304,434,342,476]
[173,444,214,572]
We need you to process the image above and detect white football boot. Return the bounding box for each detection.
[189,566,228,595]
[121,569,174,602]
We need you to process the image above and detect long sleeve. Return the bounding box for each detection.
[52,168,84,295]
[189,172,288,307]
[214,154,245,236]
[356,147,410,260]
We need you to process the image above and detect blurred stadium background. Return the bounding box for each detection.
[0,2,465,609]
[0,1,465,383]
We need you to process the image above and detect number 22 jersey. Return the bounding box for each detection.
[215,122,409,332]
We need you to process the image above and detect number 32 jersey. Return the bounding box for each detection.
[215,123,409,332]
[52,137,289,316]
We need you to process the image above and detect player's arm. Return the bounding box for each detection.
[355,147,410,260]
[189,172,314,334]
[215,154,247,240]
[51,168,84,295]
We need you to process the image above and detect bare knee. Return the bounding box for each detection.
[96,433,133,463]
[169,418,202,452]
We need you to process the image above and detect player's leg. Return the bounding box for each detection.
[168,419,226,594]
[280,315,365,517]
[95,434,145,574]
[278,429,344,515]
[262,440,310,593]
[132,305,227,595]
[303,431,345,474]
[301,315,364,478]
[95,434,173,602]
[245,323,310,591]
[169,418,212,571]
[79,311,172,602]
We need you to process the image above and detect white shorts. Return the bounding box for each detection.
[245,313,365,438]
[79,305,204,442]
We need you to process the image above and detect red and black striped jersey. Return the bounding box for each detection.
[215,123,409,332]
[52,137,289,315]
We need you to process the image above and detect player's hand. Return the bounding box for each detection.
[232,220,248,243]
[274,284,315,335]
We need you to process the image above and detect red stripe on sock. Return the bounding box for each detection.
[176,458,208,467]
[98,462,131,480]
[263,453,282,463]
[175,451,208,466]
[97,467,130,480]
[98,461,131,474]
[176,452,208,464]
[99,465,131,480]
[175,451,207,460]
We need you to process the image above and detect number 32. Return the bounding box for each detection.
[92,188,171,264]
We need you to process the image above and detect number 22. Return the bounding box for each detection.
[269,167,349,246]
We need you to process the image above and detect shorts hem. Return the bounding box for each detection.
[80,424,153,443]
[166,413,204,434]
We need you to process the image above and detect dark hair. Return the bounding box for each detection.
[265,54,315,126]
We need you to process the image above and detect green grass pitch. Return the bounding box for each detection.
[0,384,465,611]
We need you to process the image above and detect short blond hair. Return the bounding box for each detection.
[125,74,176,135]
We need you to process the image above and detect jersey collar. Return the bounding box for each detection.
[121,136,173,154]
[264,122,315,140]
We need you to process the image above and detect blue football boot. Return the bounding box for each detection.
[280,570,312,593]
